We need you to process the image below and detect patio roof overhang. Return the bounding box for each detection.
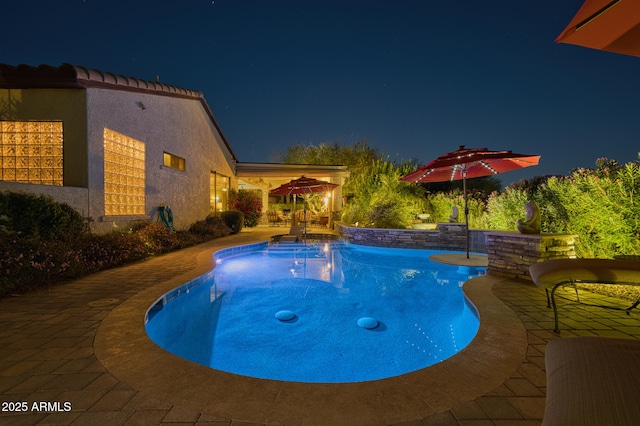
[236,162,349,193]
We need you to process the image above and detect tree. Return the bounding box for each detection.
[279,139,425,228]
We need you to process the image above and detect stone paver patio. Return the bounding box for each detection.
[1,226,639,425]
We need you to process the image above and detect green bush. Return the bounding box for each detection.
[341,203,369,226]
[0,191,85,241]
[220,210,244,234]
[0,231,149,297]
[0,191,236,298]
[425,191,489,228]
[545,163,640,258]
[486,158,640,258]
[486,187,529,230]
[188,215,232,240]
[367,201,412,229]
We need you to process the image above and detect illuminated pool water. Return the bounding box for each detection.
[145,241,483,383]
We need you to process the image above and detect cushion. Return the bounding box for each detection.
[543,336,640,426]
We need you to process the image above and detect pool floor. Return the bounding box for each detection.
[146,242,483,383]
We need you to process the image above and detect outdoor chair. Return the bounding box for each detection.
[296,210,310,224]
[267,210,283,226]
[529,258,640,332]
[277,210,289,226]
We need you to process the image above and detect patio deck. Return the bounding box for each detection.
[1,226,638,425]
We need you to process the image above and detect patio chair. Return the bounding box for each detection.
[296,210,310,224]
[266,210,283,227]
[277,210,290,226]
[529,258,640,332]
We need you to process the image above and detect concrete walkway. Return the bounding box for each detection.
[1,227,639,425]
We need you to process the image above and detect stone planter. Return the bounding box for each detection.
[485,231,577,281]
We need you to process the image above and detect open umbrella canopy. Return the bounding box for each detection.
[400,146,541,184]
[269,176,338,230]
[269,176,338,195]
[556,0,640,57]
[401,146,540,258]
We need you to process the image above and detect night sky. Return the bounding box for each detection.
[3,0,639,186]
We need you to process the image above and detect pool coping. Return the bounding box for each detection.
[94,242,527,425]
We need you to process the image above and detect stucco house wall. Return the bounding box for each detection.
[84,88,236,231]
[0,64,238,233]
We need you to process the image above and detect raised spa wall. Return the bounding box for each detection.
[334,222,577,282]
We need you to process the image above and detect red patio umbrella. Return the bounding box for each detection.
[269,176,338,196]
[270,176,338,230]
[400,146,541,258]
[556,0,640,57]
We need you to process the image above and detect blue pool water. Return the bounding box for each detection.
[145,241,483,383]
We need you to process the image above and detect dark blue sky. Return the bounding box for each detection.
[3,0,639,185]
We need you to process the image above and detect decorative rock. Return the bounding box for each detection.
[357,317,379,329]
[275,310,296,321]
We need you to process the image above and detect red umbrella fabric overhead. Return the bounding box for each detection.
[400,146,540,184]
[269,176,338,195]
[556,0,640,57]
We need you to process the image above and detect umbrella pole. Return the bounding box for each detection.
[463,172,470,259]
[303,199,307,246]
[292,195,297,226]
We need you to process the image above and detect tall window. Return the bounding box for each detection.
[210,171,229,213]
[0,121,63,185]
[104,129,145,215]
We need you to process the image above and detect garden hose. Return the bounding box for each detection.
[158,205,174,231]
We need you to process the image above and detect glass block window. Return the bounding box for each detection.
[104,128,145,216]
[0,121,64,185]
[163,152,185,171]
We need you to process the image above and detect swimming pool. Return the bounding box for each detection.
[145,241,483,383]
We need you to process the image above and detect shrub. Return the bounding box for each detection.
[425,191,489,228]
[220,210,244,234]
[0,191,237,298]
[341,203,369,226]
[367,201,412,229]
[229,189,262,227]
[129,222,198,253]
[545,164,640,258]
[188,215,232,240]
[0,191,85,242]
[486,187,529,230]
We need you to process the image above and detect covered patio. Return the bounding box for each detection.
[236,162,349,227]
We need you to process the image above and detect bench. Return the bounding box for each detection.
[529,258,640,332]
[543,336,640,426]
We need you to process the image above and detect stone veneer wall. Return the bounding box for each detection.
[335,222,488,253]
[485,232,577,281]
[335,223,577,283]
